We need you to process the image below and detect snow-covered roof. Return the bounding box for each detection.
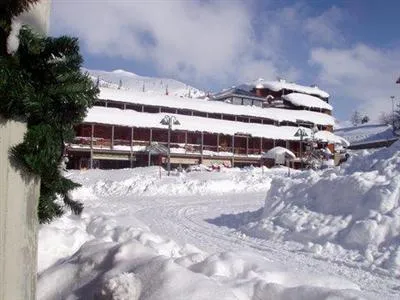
[99,87,335,126]
[84,106,347,146]
[334,124,397,145]
[254,80,330,99]
[282,93,333,111]
[315,130,350,147]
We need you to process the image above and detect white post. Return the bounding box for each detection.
[90,124,94,169]
[0,119,40,300]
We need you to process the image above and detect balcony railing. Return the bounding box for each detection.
[71,137,267,157]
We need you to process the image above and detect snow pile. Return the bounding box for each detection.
[242,141,400,274]
[84,68,204,98]
[38,212,362,300]
[66,166,274,199]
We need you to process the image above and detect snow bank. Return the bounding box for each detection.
[66,166,274,199]
[38,213,361,300]
[242,141,400,275]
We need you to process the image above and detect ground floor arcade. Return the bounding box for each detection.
[66,123,332,170]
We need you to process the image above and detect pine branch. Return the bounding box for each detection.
[3,26,99,223]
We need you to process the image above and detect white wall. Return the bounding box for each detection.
[0,118,40,300]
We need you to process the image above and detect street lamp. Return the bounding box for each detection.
[160,115,180,176]
[294,127,308,170]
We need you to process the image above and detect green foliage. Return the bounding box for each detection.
[0,27,99,223]
[0,0,40,20]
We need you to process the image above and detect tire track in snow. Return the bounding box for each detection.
[133,193,400,299]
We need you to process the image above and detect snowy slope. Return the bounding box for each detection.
[334,123,397,145]
[83,68,205,98]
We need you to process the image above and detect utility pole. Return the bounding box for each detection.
[391,96,395,130]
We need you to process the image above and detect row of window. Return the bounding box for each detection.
[225,96,264,107]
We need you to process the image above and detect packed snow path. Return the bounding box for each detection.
[116,192,400,299]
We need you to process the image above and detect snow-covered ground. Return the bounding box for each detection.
[38,144,400,299]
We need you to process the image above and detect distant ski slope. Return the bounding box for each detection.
[83,68,205,98]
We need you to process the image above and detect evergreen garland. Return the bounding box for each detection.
[0,0,39,55]
[0,27,99,223]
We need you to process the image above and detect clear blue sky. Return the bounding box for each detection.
[51,0,400,122]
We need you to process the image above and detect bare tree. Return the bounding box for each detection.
[351,110,362,126]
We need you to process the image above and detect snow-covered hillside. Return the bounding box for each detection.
[84,68,205,98]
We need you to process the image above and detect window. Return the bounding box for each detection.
[243,98,252,106]
[253,100,262,107]
[232,97,242,105]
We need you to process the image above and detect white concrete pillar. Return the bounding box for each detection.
[0,118,40,300]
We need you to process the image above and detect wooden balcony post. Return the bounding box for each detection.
[184,131,188,153]
[130,127,134,168]
[232,135,235,167]
[90,124,94,169]
[200,131,204,163]
[111,125,114,149]
[149,128,153,145]
[246,136,249,155]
